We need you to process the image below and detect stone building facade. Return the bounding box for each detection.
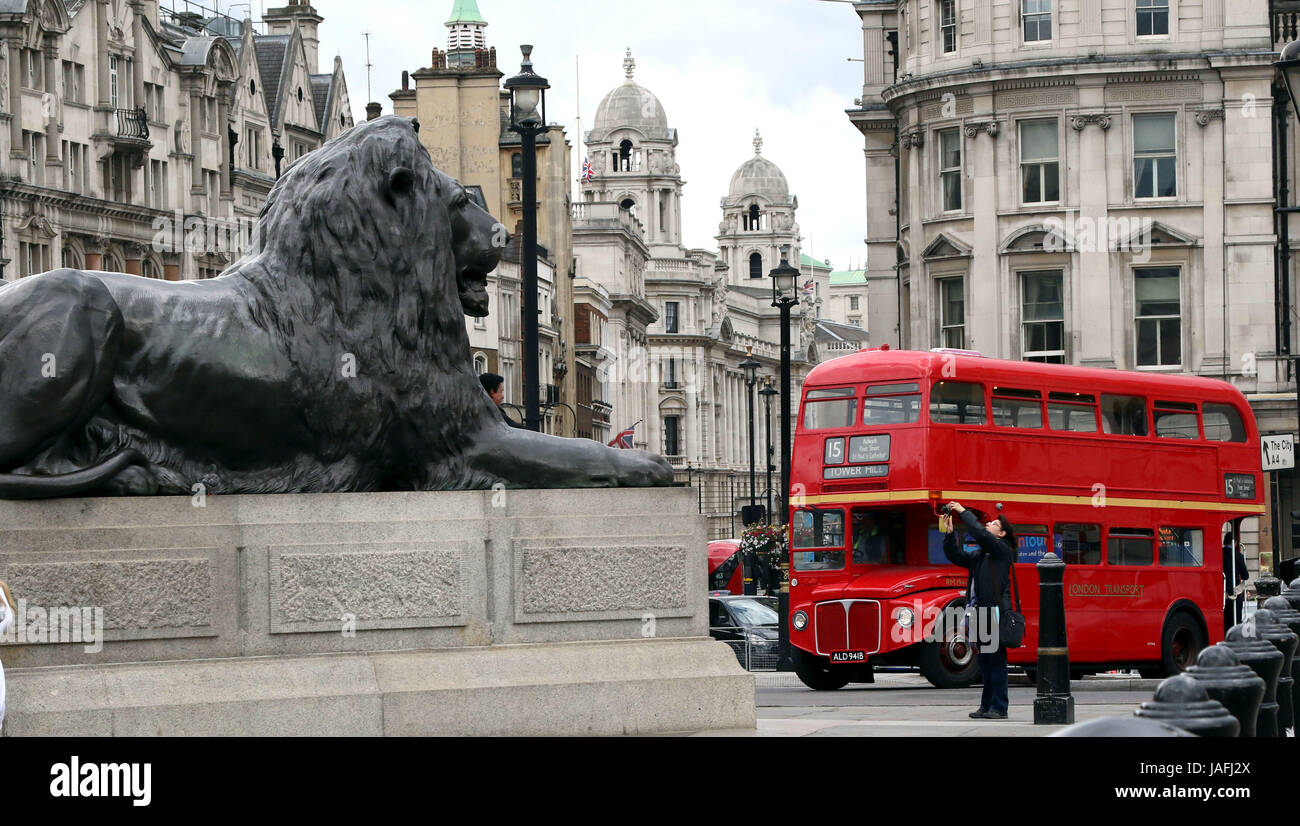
[847,0,1297,573]
[390,0,577,435]
[577,51,831,537]
[0,0,352,284]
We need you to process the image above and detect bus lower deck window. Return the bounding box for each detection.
[1108,528,1155,566]
[1056,523,1101,565]
[792,509,846,571]
[1158,527,1203,567]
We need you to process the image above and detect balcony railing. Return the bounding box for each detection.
[1274,0,1300,47]
[116,107,150,140]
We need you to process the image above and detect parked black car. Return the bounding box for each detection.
[709,595,779,670]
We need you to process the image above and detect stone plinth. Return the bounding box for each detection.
[0,489,754,736]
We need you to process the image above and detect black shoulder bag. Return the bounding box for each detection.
[1001,557,1026,649]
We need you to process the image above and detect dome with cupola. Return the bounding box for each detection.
[591,49,671,140]
[729,130,790,202]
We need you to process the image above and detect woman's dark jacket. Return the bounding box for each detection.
[942,509,1014,610]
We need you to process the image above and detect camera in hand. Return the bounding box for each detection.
[940,503,953,515]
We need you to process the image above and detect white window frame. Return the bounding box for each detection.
[1136,0,1171,39]
[1020,270,1066,363]
[1133,113,1178,201]
[939,0,958,55]
[1134,266,1182,370]
[937,276,966,350]
[108,55,119,108]
[938,127,962,213]
[1021,0,1053,44]
[1019,118,1060,206]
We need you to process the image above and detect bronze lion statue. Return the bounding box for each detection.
[0,116,671,498]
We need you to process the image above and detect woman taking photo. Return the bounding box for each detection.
[941,502,1017,720]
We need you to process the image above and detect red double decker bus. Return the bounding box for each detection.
[786,348,1264,690]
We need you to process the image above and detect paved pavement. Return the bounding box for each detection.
[687,670,1161,737]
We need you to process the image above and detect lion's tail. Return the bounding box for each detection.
[0,450,147,500]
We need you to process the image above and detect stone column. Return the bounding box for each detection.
[968,120,999,356]
[1074,105,1115,369]
[217,87,231,202]
[189,87,203,200]
[43,45,60,168]
[8,38,22,172]
[163,261,180,281]
[84,252,103,270]
[95,0,111,108]
[131,2,145,107]
[1199,102,1227,374]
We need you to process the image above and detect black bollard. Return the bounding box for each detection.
[1264,596,1300,737]
[1185,645,1266,737]
[1133,674,1241,737]
[1050,716,1197,737]
[1254,607,1299,737]
[1034,552,1074,725]
[1282,577,1300,613]
[1257,573,1285,601]
[1223,625,1285,738]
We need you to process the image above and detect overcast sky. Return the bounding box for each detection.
[286,0,868,270]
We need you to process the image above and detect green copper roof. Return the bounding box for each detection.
[447,0,487,24]
[800,253,832,271]
[830,269,867,286]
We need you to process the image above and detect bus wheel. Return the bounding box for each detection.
[792,648,851,691]
[918,637,980,689]
[1161,612,1205,676]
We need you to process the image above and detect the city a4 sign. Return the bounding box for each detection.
[1262,434,1296,472]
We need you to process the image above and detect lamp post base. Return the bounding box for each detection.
[1034,694,1076,725]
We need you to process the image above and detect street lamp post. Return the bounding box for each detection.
[770,246,801,671]
[740,347,761,519]
[759,376,778,524]
[505,46,550,432]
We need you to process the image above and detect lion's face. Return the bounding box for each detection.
[436,173,504,319]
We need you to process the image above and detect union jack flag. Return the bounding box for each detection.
[802,279,816,296]
[582,158,595,182]
[607,425,636,449]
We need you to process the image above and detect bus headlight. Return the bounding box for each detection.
[896,607,915,629]
[792,610,808,631]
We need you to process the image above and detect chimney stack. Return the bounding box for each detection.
[366,102,382,121]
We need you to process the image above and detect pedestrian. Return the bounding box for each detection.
[1222,530,1249,631]
[941,502,1017,720]
[0,579,13,734]
[479,373,525,429]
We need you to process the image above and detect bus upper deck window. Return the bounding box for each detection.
[792,508,846,571]
[803,388,858,430]
[1100,394,1148,436]
[1203,403,1248,443]
[930,381,986,425]
[1047,392,1098,433]
[1154,401,1200,440]
[863,383,921,425]
[991,387,1043,429]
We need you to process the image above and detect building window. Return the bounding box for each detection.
[19,241,50,277]
[1136,0,1170,37]
[1022,0,1052,42]
[1135,267,1181,367]
[659,197,667,233]
[245,127,262,170]
[665,301,679,333]
[1020,119,1059,204]
[1021,271,1064,363]
[747,203,761,231]
[664,416,681,456]
[939,128,962,212]
[938,277,966,349]
[473,353,488,374]
[749,252,763,279]
[849,317,862,328]
[63,61,85,104]
[108,55,119,107]
[25,49,41,89]
[940,0,957,53]
[1134,114,1177,199]
[511,152,523,178]
[849,295,860,311]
